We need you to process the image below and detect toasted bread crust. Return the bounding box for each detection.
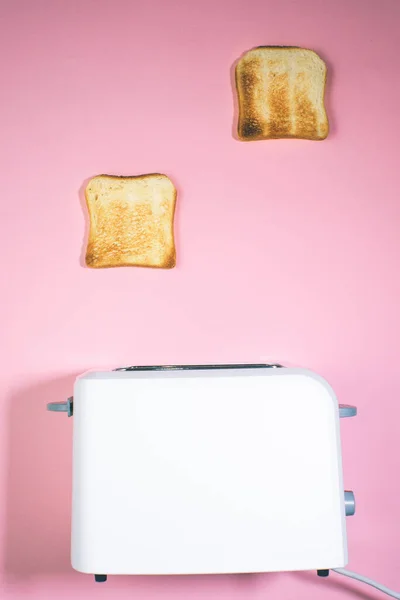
[235,47,328,141]
[85,174,177,269]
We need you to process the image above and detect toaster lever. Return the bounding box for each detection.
[344,491,356,516]
[47,397,73,417]
[339,404,357,418]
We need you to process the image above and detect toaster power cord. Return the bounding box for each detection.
[332,568,400,599]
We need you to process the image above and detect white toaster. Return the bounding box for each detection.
[47,363,356,583]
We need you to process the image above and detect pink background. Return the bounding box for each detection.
[1,0,400,598]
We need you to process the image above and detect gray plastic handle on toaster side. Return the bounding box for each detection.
[339,405,357,418]
[47,397,73,417]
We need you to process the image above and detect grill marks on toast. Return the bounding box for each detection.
[236,47,328,141]
[268,72,291,137]
[237,63,264,139]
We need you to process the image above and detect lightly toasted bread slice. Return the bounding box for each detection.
[85,173,177,269]
[235,46,329,141]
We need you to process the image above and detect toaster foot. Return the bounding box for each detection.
[317,570,329,577]
[94,574,107,583]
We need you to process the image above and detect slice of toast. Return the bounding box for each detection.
[235,46,329,141]
[85,174,177,269]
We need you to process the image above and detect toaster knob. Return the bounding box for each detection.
[344,491,356,516]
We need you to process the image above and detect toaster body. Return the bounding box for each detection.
[65,365,352,577]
